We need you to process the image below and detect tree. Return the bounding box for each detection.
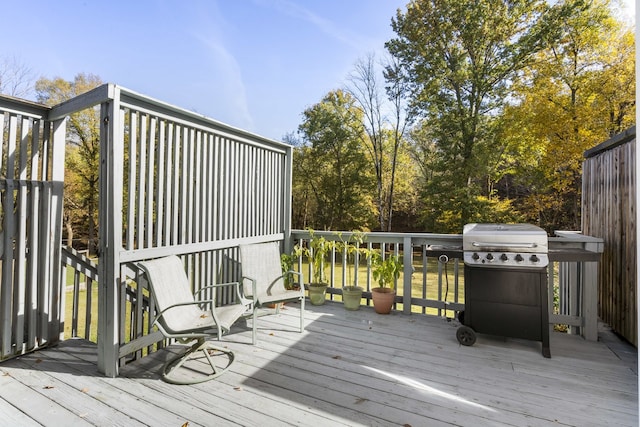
[346,55,387,231]
[35,73,103,253]
[383,55,413,231]
[386,0,584,232]
[345,54,413,232]
[499,0,635,230]
[0,55,34,98]
[296,90,376,230]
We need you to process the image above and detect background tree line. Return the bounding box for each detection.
[0,62,102,253]
[0,0,635,249]
[290,0,635,234]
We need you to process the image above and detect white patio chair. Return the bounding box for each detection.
[138,255,251,385]
[239,241,305,344]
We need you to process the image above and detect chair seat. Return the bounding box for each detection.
[216,303,251,331]
[259,289,304,305]
[169,308,217,333]
[167,303,248,335]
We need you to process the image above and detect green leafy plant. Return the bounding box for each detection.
[370,252,402,289]
[302,229,335,285]
[281,252,294,274]
[281,252,295,289]
[335,231,367,286]
[281,243,305,289]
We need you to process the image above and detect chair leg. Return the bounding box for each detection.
[162,338,235,385]
[252,307,257,345]
[300,296,305,333]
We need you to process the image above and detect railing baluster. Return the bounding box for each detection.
[72,270,80,337]
[85,277,93,341]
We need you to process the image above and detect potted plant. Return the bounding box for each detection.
[281,247,303,291]
[342,283,364,310]
[304,229,332,305]
[370,251,402,314]
[339,232,365,311]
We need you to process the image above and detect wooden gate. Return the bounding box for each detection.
[0,96,66,360]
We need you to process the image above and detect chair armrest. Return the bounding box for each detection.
[152,299,217,328]
[193,281,241,299]
[241,276,258,301]
[286,270,303,285]
[194,281,253,309]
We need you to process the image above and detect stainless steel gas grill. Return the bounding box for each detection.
[457,223,551,358]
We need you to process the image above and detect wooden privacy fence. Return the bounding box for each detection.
[582,126,636,346]
[0,96,66,361]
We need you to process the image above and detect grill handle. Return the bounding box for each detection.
[471,241,538,249]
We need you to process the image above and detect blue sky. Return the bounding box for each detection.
[1,0,407,140]
[1,0,635,141]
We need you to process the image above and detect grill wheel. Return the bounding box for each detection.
[456,325,477,346]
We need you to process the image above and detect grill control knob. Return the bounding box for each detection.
[530,254,539,263]
[472,252,480,260]
[486,253,494,261]
[500,253,508,261]
[515,254,524,262]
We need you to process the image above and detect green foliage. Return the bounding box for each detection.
[294,90,377,230]
[294,229,337,285]
[36,73,103,252]
[497,0,635,231]
[378,0,634,232]
[387,0,561,228]
[335,230,368,285]
[370,252,402,289]
[346,54,413,231]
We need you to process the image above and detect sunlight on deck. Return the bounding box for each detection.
[362,365,498,412]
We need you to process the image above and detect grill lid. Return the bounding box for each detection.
[463,223,549,268]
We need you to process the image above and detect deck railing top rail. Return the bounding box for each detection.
[44,84,290,152]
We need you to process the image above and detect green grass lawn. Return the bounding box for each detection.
[64,287,99,342]
[298,256,466,316]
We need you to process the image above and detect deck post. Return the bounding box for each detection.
[48,119,66,343]
[582,240,601,341]
[283,144,293,255]
[97,86,124,377]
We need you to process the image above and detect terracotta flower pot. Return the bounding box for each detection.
[371,287,396,314]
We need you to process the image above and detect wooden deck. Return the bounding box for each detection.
[0,302,637,426]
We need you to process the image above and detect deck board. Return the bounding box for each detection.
[0,302,636,426]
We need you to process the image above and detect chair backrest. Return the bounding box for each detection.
[139,255,203,334]
[239,241,287,300]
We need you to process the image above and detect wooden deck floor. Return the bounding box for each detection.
[0,302,637,426]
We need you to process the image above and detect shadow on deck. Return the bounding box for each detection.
[0,303,637,426]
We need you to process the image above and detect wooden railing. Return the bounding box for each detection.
[61,246,98,341]
[60,230,604,353]
[290,229,604,341]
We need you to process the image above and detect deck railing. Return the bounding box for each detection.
[60,246,98,341]
[60,229,604,363]
[290,229,604,341]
